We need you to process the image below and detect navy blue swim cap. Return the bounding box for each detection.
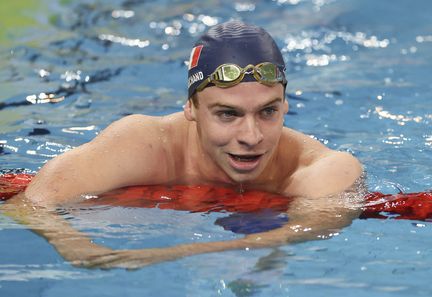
[187,21,286,99]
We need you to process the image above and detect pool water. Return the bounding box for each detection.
[1,0,431,296]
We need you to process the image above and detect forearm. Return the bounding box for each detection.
[80,219,346,270]
[167,210,359,259]
[1,188,364,270]
[1,193,112,263]
[175,213,354,255]
[241,194,364,247]
[2,193,249,269]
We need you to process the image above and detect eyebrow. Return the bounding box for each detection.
[261,98,284,107]
[208,98,283,110]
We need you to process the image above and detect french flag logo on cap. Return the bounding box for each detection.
[188,45,203,70]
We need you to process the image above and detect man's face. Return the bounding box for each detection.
[186,82,288,184]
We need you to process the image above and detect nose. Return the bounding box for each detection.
[237,116,264,147]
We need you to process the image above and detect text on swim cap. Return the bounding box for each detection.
[188,71,204,88]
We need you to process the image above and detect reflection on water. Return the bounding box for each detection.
[0,0,430,197]
[0,0,432,296]
[374,106,427,125]
[0,0,430,194]
[283,28,389,67]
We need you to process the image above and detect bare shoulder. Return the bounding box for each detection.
[25,112,188,204]
[93,112,188,152]
[96,112,184,140]
[281,128,363,197]
[279,127,331,167]
[90,111,188,180]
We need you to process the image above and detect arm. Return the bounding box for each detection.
[288,150,364,198]
[4,119,364,269]
[0,114,176,265]
[83,185,365,269]
[2,192,114,265]
[71,151,365,269]
[26,114,170,205]
[2,175,365,270]
[279,127,363,198]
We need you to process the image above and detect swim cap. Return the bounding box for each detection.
[187,21,286,98]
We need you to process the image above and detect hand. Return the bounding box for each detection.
[74,248,177,270]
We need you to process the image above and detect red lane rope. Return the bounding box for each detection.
[1,173,431,221]
[0,173,33,201]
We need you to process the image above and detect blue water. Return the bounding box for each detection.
[1,0,432,296]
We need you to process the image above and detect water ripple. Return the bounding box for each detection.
[283,28,389,68]
[0,264,107,281]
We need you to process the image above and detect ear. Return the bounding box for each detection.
[283,99,289,114]
[184,99,196,121]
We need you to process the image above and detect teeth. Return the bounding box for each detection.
[231,154,259,162]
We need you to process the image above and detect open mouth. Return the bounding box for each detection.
[228,154,262,162]
[227,153,264,172]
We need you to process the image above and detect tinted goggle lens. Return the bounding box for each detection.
[197,63,285,92]
[256,63,278,82]
[219,65,242,82]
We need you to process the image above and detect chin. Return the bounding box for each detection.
[225,170,263,184]
[218,155,269,184]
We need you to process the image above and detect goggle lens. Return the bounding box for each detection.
[256,63,277,82]
[196,62,286,92]
[220,65,242,82]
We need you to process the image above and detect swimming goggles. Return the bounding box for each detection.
[196,62,287,92]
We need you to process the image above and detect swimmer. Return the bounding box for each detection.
[2,21,364,269]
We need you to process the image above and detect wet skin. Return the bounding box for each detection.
[21,81,362,204]
[184,82,288,185]
[2,81,364,269]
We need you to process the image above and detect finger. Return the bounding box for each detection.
[78,252,127,268]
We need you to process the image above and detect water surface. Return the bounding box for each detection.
[1,0,431,296]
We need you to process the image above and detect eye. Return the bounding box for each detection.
[215,110,239,121]
[260,106,278,118]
